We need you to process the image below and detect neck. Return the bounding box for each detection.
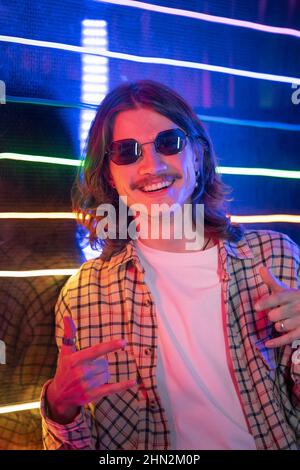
[134,211,213,253]
[137,235,214,253]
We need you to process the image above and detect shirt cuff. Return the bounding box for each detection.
[40,379,93,449]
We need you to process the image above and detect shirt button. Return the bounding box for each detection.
[144,299,151,307]
[149,400,157,410]
[144,347,153,356]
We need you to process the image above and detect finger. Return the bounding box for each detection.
[75,338,127,365]
[255,291,297,311]
[259,266,287,293]
[61,316,77,356]
[267,306,286,323]
[267,301,300,322]
[265,328,300,348]
[88,379,136,403]
[274,315,300,333]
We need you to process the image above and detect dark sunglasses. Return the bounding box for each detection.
[107,128,188,165]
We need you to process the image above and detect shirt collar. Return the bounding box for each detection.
[220,235,254,260]
[107,233,254,273]
[107,240,144,274]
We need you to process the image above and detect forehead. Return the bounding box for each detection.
[112,108,177,141]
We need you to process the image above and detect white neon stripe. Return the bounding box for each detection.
[0,269,78,277]
[0,152,81,166]
[217,166,300,179]
[2,153,300,180]
[82,65,109,73]
[81,110,97,120]
[82,37,108,47]
[1,211,300,225]
[82,29,108,37]
[0,212,300,223]
[82,38,107,51]
[231,214,300,223]
[0,212,76,219]
[80,131,89,140]
[82,93,105,103]
[0,401,40,414]
[82,55,108,64]
[81,121,93,131]
[95,0,300,39]
[82,83,108,93]
[82,75,108,83]
[82,19,107,27]
[81,20,108,154]
[1,35,299,85]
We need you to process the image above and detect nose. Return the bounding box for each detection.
[138,142,167,175]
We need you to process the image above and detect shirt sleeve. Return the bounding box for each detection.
[290,255,300,406]
[40,380,95,450]
[285,236,300,408]
[40,277,99,450]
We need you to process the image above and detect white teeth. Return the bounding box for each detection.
[141,179,173,192]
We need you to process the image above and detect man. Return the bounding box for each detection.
[41,80,300,450]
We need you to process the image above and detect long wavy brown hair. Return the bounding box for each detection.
[72,80,244,260]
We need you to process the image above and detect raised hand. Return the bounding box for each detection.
[255,266,300,348]
[46,316,135,424]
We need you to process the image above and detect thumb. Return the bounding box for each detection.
[61,316,77,355]
[259,266,287,293]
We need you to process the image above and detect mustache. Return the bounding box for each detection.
[131,173,182,190]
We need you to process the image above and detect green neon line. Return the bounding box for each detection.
[6,95,97,110]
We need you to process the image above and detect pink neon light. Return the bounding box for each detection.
[97,0,300,39]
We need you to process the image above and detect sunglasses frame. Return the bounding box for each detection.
[107,128,189,166]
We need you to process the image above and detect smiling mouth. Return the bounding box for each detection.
[139,179,175,193]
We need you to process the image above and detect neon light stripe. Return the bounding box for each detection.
[0,153,81,166]
[6,95,97,109]
[0,213,299,277]
[5,96,300,132]
[216,167,300,179]
[1,35,299,85]
[1,212,300,225]
[231,214,300,223]
[96,0,300,39]
[0,402,40,414]
[1,154,300,180]
[0,212,77,219]
[0,269,78,277]
[197,115,300,132]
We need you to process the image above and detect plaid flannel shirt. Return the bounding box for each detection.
[40,229,300,450]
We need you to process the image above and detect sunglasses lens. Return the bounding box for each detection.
[156,129,186,155]
[109,129,187,165]
[109,139,138,165]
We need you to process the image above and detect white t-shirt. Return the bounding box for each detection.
[135,240,256,450]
